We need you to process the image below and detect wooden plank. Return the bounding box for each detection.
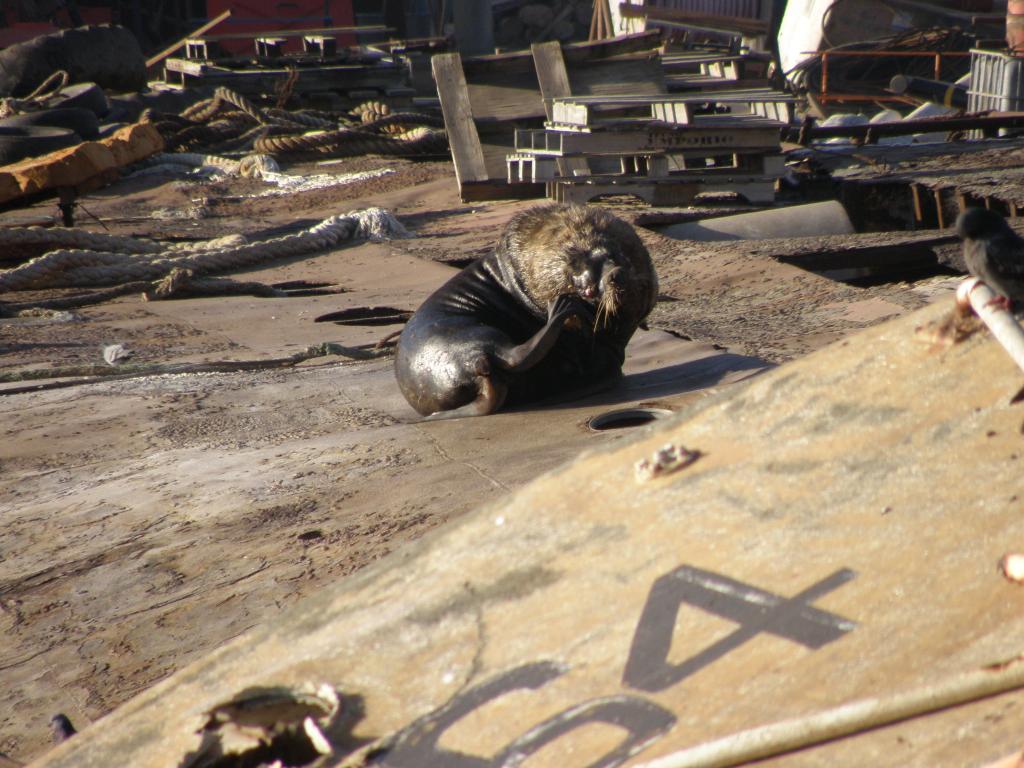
[549,89,794,127]
[665,74,771,92]
[531,42,591,178]
[432,52,489,188]
[547,166,782,183]
[619,3,769,35]
[552,89,794,106]
[164,58,208,77]
[460,30,663,76]
[173,65,405,95]
[551,177,776,205]
[508,150,784,184]
[146,9,231,69]
[516,124,781,155]
[463,53,664,124]
[532,42,573,116]
[570,53,666,98]
[193,24,389,42]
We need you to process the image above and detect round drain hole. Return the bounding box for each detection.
[588,408,674,432]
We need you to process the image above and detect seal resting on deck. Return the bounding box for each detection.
[395,204,658,417]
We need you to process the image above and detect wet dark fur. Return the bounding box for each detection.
[394,204,658,417]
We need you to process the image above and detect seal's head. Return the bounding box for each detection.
[500,204,657,329]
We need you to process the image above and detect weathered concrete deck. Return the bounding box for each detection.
[28,297,1024,768]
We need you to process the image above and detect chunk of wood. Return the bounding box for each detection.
[0,122,164,205]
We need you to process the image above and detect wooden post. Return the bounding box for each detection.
[145,9,232,69]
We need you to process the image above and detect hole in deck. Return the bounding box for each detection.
[314,306,413,326]
[588,408,674,432]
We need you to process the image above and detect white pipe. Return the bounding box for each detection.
[956,277,1024,374]
[633,658,1024,768]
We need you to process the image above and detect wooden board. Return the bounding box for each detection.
[432,53,489,189]
[550,176,776,204]
[516,119,782,156]
[619,2,769,35]
[463,53,666,124]
[190,24,388,42]
[509,151,784,183]
[531,41,592,179]
[163,58,406,96]
[460,30,664,77]
[552,89,795,127]
[665,73,771,92]
[0,123,165,206]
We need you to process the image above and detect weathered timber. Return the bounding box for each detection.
[531,41,591,178]
[665,74,772,92]
[619,2,769,35]
[551,90,795,127]
[163,59,406,96]
[146,9,232,69]
[550,176,776,205]
[510,151,784,183]
[432,52,489,188]
[190,24,389,42]
[515,118,782,156]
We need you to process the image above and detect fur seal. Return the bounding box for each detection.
[395,204,658,417]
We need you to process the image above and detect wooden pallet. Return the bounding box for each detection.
[162,58,411,99]
[515,114,783,156]
[509,151,785,183]
[550,90,795,127]
[181,23,387,60]
[664,72,771,92]
[548,175,777,205]
[432,31,666,202]
[661,48,772,78]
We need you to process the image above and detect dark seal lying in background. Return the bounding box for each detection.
[395,204,658,417]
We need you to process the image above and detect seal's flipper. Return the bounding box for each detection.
[495,293,589,372]
[424,374,507,420]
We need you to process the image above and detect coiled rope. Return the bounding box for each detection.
[0,207,409,292]
[253,125,447,158]
[0,70,69,118]
[147,86,446,159]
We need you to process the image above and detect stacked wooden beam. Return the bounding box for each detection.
[508,91,790,206]
[161,26,413,101]
[661,49,772,91]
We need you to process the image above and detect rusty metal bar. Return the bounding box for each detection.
[911,184,924,224]
[934,189,946,229]
[801,50,970,58]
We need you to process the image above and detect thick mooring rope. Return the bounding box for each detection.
[147,86,446,159]
[253,125,447,158]
[0,208,409,292]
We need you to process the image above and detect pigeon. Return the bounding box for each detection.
[955,207,1024,310]
[49,714,76,744]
